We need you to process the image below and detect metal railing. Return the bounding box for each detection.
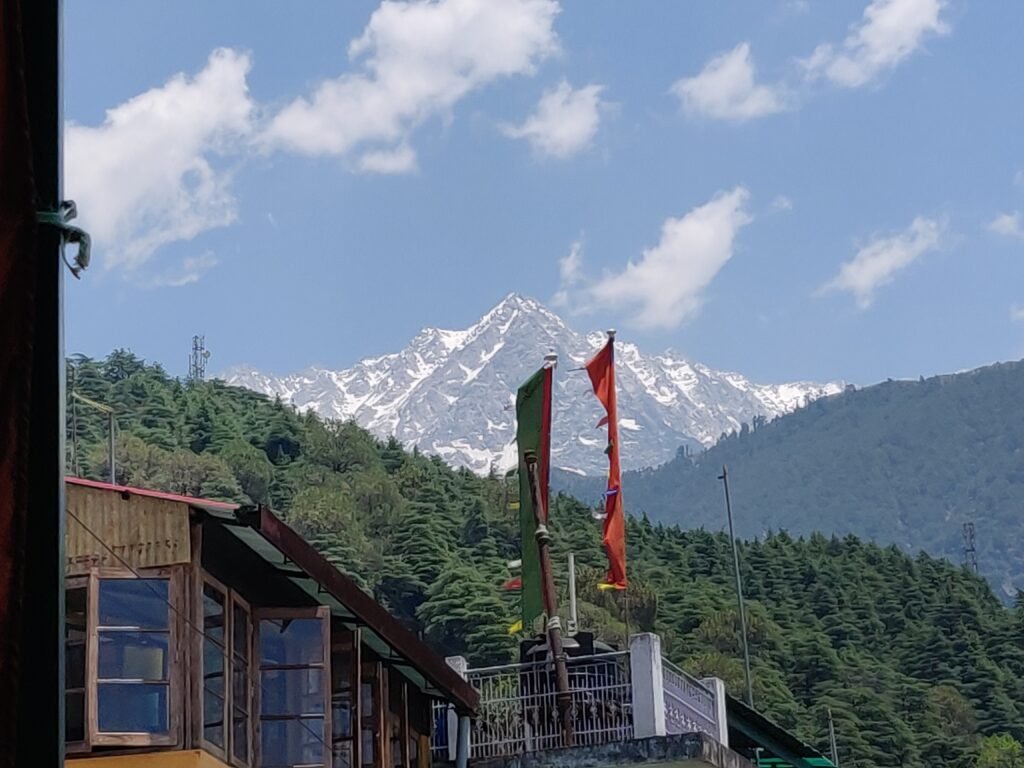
[434,651,633,760]
[661,658,719,739]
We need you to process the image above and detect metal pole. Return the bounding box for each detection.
[827,708,840,767]
[567,552,578,635]
[108,410,116,484]
[719,465,754,708]
[525,452,574,747]
[70,367,79,476]
[17,0,65,763]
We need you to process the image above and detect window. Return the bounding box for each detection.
[65,580,88,750]
[258,607,331,768]
[232,599,252,765]
[202,581,228,750]
[199,574,253,767]
[86,568,181,747]
[332,630,358,768]
[360,661,384,768]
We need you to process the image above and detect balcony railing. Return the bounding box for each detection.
[432,633,729,763]
[467,652,632,759]
[661,658,720,739]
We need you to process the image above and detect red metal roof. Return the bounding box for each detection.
[65,476,239,513]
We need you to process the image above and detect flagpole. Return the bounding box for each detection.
[525,450,574,747]
[567,552,578,635]
[719,464,754,707]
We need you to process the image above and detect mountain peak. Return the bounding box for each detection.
[223,296,843,474]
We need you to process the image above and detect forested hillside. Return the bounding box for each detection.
[557,361,1024,600]
[66,351,1024,768]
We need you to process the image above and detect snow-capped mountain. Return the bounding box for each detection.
[222,294,843,475]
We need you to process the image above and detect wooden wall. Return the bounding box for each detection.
[66,485,191,576]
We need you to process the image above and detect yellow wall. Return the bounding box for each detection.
[69,749,230,768]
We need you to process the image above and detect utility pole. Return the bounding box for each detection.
[719,464,754,708]
[72,391,115,483]
[962,521,978,574]
[525,451,574,748]
[827,707,840,767]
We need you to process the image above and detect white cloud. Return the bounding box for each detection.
[552,239,583,306]
[560,240,584,284]
[1011,305,1024,322]
[147,251,219,288]
[990,212,1024,240]
[772,195,794,211]
[502,81,604,158]
[357,144,419,174]
[671,43,787,121]
[65,48,254,271]
[802,0,950,88]
[264,0,559,169]
[580,187,752,329]
[821,216,944,308]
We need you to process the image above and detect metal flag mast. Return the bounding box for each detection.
[719,464,754,707]
[524,351,575,748]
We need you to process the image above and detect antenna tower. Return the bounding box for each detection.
[962,521,978,574]
[188,335,210,382]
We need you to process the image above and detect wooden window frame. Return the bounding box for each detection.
[64,576,90,754]
[197,573,230,761]
[87,566,184,748]
[360,659,388,768]
[256,605,332,768]
[229,591,254,768]
[196,571,255,768]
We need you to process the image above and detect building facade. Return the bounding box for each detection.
[64,478,478,768]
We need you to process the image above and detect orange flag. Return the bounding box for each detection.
[585,334,627,590]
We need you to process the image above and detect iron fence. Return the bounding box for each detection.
[432,652,633,760]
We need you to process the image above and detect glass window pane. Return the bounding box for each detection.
[97,682,169,733]
[66,586,87,637]
[333,740,353,768]
[99,579,169,629]
[233,710,250,763]
[98,631,169,680]
[65,586,87,691]
[65,691,85,743]
[260,618,323,666]
[204,682,225,747]
[66,641,86,690]
[260,717,325,767]
[262,668,325,716]
[234,603,250,660]
[234,659,249,703]
[361,728,375,766]
[203,583,226,642]
[233,657,250,712]
[332,693,352,739]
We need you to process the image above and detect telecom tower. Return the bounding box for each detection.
[188,335,210,382]
[962,521,978,574]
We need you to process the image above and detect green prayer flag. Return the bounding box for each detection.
[516,365,552,628]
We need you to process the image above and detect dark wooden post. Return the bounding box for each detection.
[524,452,573,748]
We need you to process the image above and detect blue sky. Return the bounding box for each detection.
[64,0,1024,386]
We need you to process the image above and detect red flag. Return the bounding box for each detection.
[585,336,627,590]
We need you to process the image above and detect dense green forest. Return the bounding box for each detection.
[66,351,1024,768]
[557,361,1024,600]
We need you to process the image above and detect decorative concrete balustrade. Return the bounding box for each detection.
[432,633,729,762]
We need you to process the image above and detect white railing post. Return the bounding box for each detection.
[700,676,729,748]
[446,656,469,761]
[629,633,666,738]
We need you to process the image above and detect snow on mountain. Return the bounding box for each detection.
[222,294,843,475]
